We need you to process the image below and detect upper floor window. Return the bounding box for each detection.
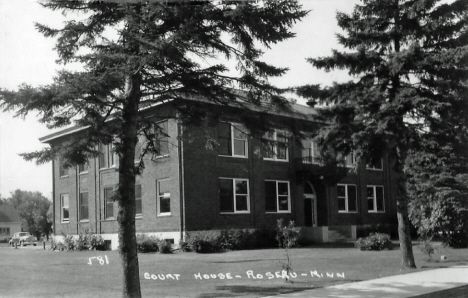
[78,163,88,174]
[79,192,89,221]
[219,178,250,213]
[367,185,385,212]
[99,143,116,169]
[59,157,69,177]
[135,184,142,218]
[153,120,169,157]
[340,151,356,168]
[265,180,291,213]
[0,227,10,235]
[104,187,114,219]
[366,159,383,170]
[263,130,288,161]
[337,184,357,213]
[217,123,248,157]
[301,139,319,164]
[60,194,69,223]
[157,179,171,216]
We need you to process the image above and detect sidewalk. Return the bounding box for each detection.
[267,265,468,298]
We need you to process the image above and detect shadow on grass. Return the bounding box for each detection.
[197,285,315,298]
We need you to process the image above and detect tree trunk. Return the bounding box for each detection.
[391,145,417,269]
[117,73,142,298]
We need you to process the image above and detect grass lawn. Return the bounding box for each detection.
[0,241,467,298]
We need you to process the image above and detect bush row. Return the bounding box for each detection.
[52,232,106,251]
[181,224,301,253]
[355,233,393,251]
[136,234,172,253]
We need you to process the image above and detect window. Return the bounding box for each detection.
[78,163,88,173]
[265,180,291,213]
[344,152,355,168]
[263,130,288,161]
[99,143,117,169]
[154,120,169,157]
[217,123,248,157]
[59,157,69,177]
[135,184,142,217]
[301,139,319,164]
[0,228,10,235]
[367,159,383,170]
[157,179,171,216]
[79,192,89,221]
[104,187,114,219]
[367,185,385,212]
[61,194,69,222]
[337,184,357,213]
[219,178,249,213]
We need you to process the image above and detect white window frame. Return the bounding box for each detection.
[78,163,88,174]
[367,185,385,213]
[219,178,250,214]
[366,159,383,171]
[104,187,114,220]
[59,157,69,178]
[344,152,356,168]
[135,184,142,218]
[153,120,170,158]
[337,184,358,213]
[157,178,171,216]
[263,130,289,162]
[217,122,249,158]
[60,194,69,223]
[79,192,89,222]
[265,180,291,213]
[301,139,319,164]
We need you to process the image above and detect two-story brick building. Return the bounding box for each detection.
[41,98,398,250]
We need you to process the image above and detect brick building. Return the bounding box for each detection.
[41,99,398,250]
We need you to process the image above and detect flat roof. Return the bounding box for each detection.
[40,97,318,143]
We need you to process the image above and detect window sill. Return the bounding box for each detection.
[102,218,116,221]
[263,158,289,162]
[60,175,69,179]
[153,155,169,159]
[338,211,358,214]
[218,155,248,159]
[220,212,250,215]
[135,215,143,219]
[368,211,385,213]
[265,211,291,214]
[79,171,89,175]
[157,213,171,217]
[61,221,70,224]
[79,220,89,223]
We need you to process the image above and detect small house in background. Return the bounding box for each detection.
[0,205,21,241]
[41,96,399,250]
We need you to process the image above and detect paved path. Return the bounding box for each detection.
[267,265,468,298]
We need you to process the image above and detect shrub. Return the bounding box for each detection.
[186,232,222,253]
[179,240,191,252]
[87,234,106,251]
[419,240,436,260]
[218,229,257,251]
[251,226,278,248]
[157,240,172,254]
[75,233,88,251]
[136,234,159,253]
[357,224,398,239]
[355,233,393,251]
[63,234,75,251]
[276,219,300,280]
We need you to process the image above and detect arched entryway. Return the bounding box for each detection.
[304,182,318,227]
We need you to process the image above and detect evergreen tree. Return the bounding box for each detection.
[407,127,468,247]
[0,1,306,296]
[297,0,468,268]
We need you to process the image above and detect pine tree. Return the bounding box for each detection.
[297,0,468,268]
[0,1,307,296]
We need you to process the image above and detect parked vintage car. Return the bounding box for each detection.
[9,232,37,247]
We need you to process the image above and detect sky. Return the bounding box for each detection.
[0,0,358,199]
